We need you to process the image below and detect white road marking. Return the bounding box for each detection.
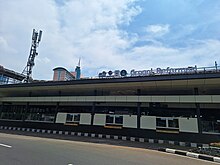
[0,143,12,148]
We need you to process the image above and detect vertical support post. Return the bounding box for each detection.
[137,89,141,129]
[194,88,202,134]
[91,90,97,125]
[137,102,141,129]
[54,102,59,123]
[23,102,29,121]
[0,102,4,119]
[196,103,202,133]
[91,102,95,125]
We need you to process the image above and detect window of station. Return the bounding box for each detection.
[156,118,166,127]
[115,115,123,124]
[106,115,114,123]
[201,109,220,134]
[26,106,56,122]
[168,119,179,128]
[0,105,25,120]
[66,114,73,122]
[0,105,56,122]
[66,114,80,123]
[106,115,123,125]
[202,120,220,134]
[156,117,179,129]
[74,114,80,122]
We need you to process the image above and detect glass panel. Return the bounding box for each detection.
[66,114,73,122]
[74,114,80,122]
[156,118,166,127]
[106,115,114,123]
[115,116,123,124]
[202,121,220,133]
[42,114,55,122]
[168,119,179,128]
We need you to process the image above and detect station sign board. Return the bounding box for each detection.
[130,66,197,77]
[98,66,197,78]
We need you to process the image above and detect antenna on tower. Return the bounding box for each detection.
[78,57,81,67]
[22,29,43,83]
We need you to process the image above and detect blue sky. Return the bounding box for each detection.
[0,0,220,80]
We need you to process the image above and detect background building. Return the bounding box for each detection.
[53,61,81,81]
[53,67,75,81]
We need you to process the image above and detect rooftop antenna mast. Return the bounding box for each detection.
[22,29,42,83]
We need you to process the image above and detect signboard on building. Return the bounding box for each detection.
[98,66,198,78]
[130,66,197,77]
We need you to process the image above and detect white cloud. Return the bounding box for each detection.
[128,39,220,69]
[145,24,170,36]
[36,57,51,64]
[0,0,220,80]
[0,0,142,80]
[0,36,16,54]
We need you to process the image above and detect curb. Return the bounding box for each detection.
[0,125,210,148]
[158,148,220,163]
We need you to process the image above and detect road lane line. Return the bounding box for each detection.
[0,143,12,148]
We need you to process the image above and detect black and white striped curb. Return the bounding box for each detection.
[158,148,220,163]
[0,125,210,148]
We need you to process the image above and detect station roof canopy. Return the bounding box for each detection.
[0,71,220,97]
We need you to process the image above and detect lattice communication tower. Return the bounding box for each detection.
[22,29,42,83]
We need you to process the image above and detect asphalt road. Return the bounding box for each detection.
[0,133,217,165]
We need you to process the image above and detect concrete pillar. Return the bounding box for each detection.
[0,102,4,119]
[194,88,202,134]
[196,103,202,133]
[53,102,59,123]
[137,102,141,129]
[91,89,97,125]
[91,102,95,125]
[137,89,141,129]
[22,102,29,121]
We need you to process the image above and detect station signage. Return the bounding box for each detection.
[98,70,128,78]
[130,66,197,77]
[98,66,197,78]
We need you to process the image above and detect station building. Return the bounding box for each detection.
[0,65,220,143]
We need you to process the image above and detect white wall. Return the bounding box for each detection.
[55,113,67,123]
[80,113,91,125]
[94,114,106,126]
[141,116,156,130]
[123,115,137,128]
[179,118,198,133]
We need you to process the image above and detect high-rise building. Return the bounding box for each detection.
[75,58,81,80]
[53,67,75,81]
[75,66,81,80]
[53,60,82,81]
